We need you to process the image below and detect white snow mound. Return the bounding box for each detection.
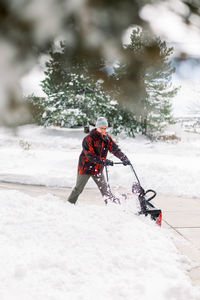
[0,190,199,300]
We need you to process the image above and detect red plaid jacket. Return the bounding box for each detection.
[78,129,128,175]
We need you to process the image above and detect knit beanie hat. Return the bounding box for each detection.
[95,117,108,128]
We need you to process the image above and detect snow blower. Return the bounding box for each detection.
[105,162,162,226]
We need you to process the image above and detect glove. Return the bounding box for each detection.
[122,158,131,166]
[105,159,114,166]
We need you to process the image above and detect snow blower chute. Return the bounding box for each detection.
[105,162,162,226]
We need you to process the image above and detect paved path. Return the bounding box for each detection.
[1,181,200,286]
[152,194,200,286]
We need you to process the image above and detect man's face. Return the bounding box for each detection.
[97,126,107,135]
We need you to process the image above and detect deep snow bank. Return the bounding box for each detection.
[0,190,199,300]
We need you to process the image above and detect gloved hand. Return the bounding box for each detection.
[105,159,114,166]
[122,158,131,166]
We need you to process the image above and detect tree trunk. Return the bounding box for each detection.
[142,118,147,135]
[84,125,90,133]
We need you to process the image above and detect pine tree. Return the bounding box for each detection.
[41,42,140,136]
[41,43,117,129]
[41,32,177,137]
[114,28,178,135]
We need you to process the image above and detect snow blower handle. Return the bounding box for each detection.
[144,189,157,202]
[113,162,141,186]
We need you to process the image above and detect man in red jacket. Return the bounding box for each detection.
[67,117,130,204]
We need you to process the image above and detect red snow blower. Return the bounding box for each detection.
[105,162,162,227]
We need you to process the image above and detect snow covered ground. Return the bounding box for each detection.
[0,124,199,197]
[0,125,200,300]
[0,190,199,300]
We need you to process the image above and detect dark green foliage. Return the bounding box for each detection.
[25,94,45,125]
[40,28,178,137]
[41,44,115,128]
[40,42,141,137]
[113,28,178,135]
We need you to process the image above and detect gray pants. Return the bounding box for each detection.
[67,172,112,204]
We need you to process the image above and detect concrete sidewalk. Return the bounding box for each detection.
[152,194,200,286]
[0,181,200,286]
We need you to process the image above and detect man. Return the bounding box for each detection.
[67,117,131,204]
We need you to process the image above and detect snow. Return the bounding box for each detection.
[0,190,199,300]
[140,0,200,57]
[0,124,200,299]
[0,124,200,197]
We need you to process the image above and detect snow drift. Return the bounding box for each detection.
[0,190,199,300]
